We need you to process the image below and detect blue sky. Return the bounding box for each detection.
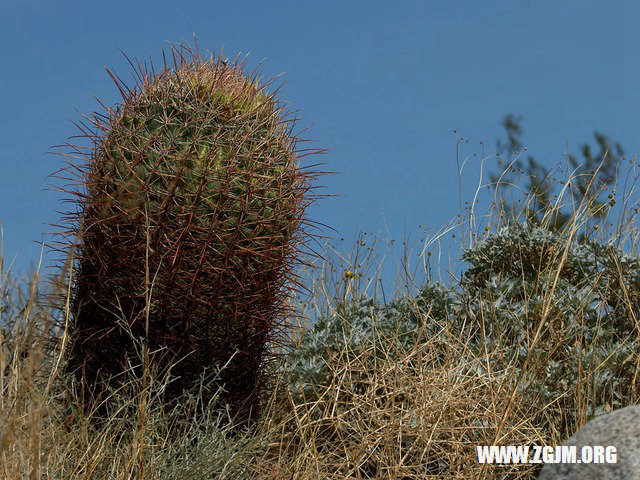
[1,0,638,287]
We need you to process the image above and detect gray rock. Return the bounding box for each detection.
[538,404,640,479]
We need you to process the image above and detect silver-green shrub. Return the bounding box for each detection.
[461,224,640,428]
[284,224,640,436]
[282,283,460,399]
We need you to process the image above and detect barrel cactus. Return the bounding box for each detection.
[56,41,323,426]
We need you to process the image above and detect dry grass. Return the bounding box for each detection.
[260,333,545,479]
[1,157,640,479]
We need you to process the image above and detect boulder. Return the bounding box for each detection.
[538,404,640,479]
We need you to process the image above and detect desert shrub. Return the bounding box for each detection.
[273,302,543,479]
[278,222,640,477]
[283,295,430,400]
[461,224,640,435]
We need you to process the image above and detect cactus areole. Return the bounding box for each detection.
[57,42,324,426]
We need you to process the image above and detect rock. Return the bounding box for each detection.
[538,404,640,479]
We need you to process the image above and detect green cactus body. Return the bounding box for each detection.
[60,42,323,427]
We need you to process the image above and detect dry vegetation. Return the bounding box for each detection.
[1,159,640,479]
